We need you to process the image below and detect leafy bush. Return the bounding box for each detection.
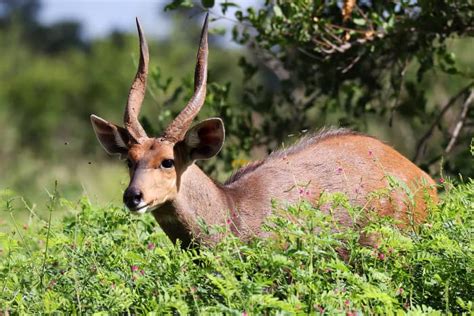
[167,1,474,177]
[0,179,472,314]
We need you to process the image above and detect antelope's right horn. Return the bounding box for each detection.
[164,13,209,142]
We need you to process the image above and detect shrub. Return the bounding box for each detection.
[0,179,472,314]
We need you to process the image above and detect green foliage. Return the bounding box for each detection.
[0,179,472,314]
[167,1,474,177]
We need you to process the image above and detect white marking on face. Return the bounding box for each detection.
[134,206,148,215]
[129,201,149,215]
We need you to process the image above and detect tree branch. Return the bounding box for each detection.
[445,88,474,154]
[413,82,474,164]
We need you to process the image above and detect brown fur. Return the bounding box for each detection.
[218,130,436,242]
[125,129,437,247]
[226,128,358,185]
[90,18,437,248]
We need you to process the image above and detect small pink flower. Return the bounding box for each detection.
[344,299,350,306]
[368,150,373,156]
[305,190,310,196]
[397,287,404,295]
[140,269,145,275]
[314,304,324,314]
[439,177,445,184]
[378,252,385,261]
[299,188,304,195]
[336,167,343,174]
[131,265,139,272]
[242,312,248,316]
[226,218,232,225]
[147,242,156,250]
[346,311,356,316]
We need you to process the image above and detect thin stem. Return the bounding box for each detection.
[73,212,83,313]
[389,59,409,127]
[40,181,59,288]
[9,212,31,255]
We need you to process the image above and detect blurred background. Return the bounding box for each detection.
[0,0,473,220]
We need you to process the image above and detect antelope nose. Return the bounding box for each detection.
[123,187,143,210]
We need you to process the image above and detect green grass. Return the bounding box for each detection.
[0,179,472,314]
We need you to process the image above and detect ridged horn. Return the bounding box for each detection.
[164,13,209,142]
[124,18,149,142]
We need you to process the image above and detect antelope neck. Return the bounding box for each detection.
[153,164,238,246]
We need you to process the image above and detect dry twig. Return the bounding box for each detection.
[445,89,474,154]
[342,0,356,22]
[414,83,474,163]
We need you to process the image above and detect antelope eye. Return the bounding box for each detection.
[161,159,174,169]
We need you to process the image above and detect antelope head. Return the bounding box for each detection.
[90,15,224,214]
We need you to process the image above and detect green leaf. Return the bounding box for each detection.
[164,0,193,11]
[273,5,284,18]
[445,52,456,65]
[201,0,215,8]
[353,18,366,26]
[210,27,226,36]
[220,2,239,15]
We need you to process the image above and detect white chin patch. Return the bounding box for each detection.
[130,201,149,215]
[134,206,149,215]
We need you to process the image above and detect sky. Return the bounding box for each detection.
[37,0,258,45]
[38,0,172,39]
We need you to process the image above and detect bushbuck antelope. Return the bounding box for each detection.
[91,15,437,247]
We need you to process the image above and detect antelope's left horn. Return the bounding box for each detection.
[124,18,149,142]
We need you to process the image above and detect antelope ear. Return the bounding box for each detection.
[184,118,225,161]
[90,114,130,156]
